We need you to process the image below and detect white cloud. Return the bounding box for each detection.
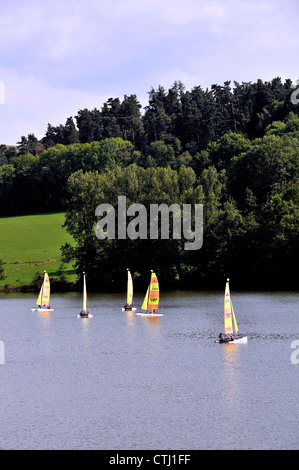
[0,71,109,144]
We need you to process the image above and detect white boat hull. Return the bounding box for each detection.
[122,307,137,311]
[218,336,248,344]
[231,336,248,344]
[136,313,163,317]
[31,308,54,312]
[77,314,93,318]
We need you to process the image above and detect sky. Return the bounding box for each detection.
[0,0,298,145]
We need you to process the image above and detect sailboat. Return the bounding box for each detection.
[218,278,247,343]
[31,271,54,312]
[122,268,136,311]
[136,270,163,317]
[77,272,93,318]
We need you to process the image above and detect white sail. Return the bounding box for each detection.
[220,278,247,343]
[127,269,133,305]
[77,272,93,318]
[83,272,87,312]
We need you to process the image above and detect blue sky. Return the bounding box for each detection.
[0,0,298,145]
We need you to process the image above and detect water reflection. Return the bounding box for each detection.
[124,310,136,327]
[37,310,51,322]
[221,343,244,411]
[124,311,161,330]
[78,315,93,341]
[222,342,241,363]
[139,316,162,348]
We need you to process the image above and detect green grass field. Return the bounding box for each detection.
[0,212,76,290]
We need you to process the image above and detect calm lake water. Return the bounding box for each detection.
[0,290,298,450]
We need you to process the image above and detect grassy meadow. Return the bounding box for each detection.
[0,212,76,290]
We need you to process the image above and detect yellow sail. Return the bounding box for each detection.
[224,279,233,335]
[141,287,149,310]
[231,301,238,333]
[141,272,160,312]
[36,287,42,306]
[147,271,159,311]
[83,272,87,312]
[127,269,133,305]
[41,272,50,306]
[36,271,50,307]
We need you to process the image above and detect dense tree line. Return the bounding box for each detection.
[0,77,299,289]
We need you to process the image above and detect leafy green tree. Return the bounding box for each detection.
[41,118,79,148]
[0,164,15,215]
[96,138,136,170]
[0,145,17,165]
[100,98,122,139]
[62,164,206,288]
[211,81,236,135]
[0,259,6,281]
[63,117,79,145]
[255,192,299,289]
[147,141,175,167]
[143,86,171,143]
[9,153,42,213]
[230,133,299,207]
[265,112,299,138]
[180,86,217,153]
[75,108,97,143]
[17,134,43,155]
[119,94,144,148]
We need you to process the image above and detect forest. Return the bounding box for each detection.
[1,77,299,290]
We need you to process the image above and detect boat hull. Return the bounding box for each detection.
[122,307,137,311]
[77,314,93,318]
[31,308,54,312]
[218,336,248,344]
[231,336,247,344]
[136,312,163,317]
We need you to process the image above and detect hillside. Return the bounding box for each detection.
[0,78,299,290]
[0,212,76,291]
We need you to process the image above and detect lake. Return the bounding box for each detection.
[0,290,298,450]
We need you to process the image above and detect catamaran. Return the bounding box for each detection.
[122,269,136,311]
[77,272,93,318]
[218,278,247,343]
[136,270,163,317]
[31,270,54,312]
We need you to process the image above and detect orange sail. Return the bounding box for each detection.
[137,270,163,317]
[147,272,159,311]
[141,271,159,312]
